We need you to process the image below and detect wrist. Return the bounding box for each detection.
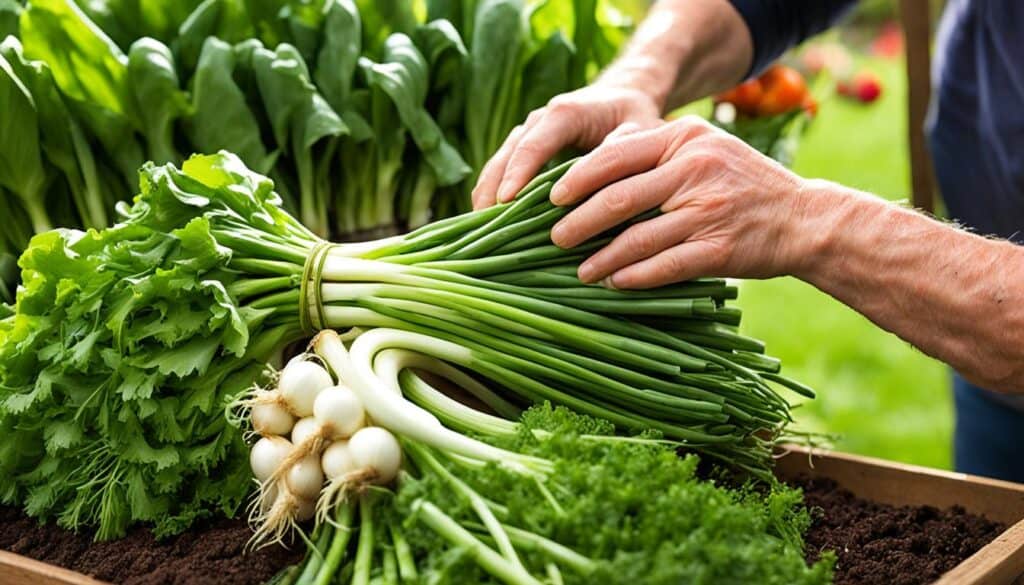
[596,56,678,112]
[598,0,751,113]
[785,178,865,284]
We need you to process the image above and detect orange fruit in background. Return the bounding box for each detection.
[756,65,808,116]
[801,95,818,117]
[715,79,763,116]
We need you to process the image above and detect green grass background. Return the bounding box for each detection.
[736,57,952,469]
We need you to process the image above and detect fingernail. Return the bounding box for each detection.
[601,275,619,290]
[496,182,514,202]
[550,222,567,246]
[578,261,595,283]
[550,183,568,205]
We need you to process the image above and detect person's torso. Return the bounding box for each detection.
[927,0,1024,410]
[928,0,1024,239]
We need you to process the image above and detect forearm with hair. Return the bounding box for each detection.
[795,181,1024,393]
[596,0,753,112]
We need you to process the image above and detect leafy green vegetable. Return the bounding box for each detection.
[0,43,50,233]
[20,0,145,186]
[0,154,314,539]
[1,0,637,302]
[285,403,833,584]
[0,0,20,39]
[185,36,278,175]
[126,38,190,165]
[250,41,350,236]
[2,151,810,541]
[394,405,833,584]
[1,37,111,230]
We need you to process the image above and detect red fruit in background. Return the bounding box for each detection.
[853,71,882,103]
[757,65,808,116]
[836,79,854,97]
[871,21,904,58]
[836,71,883,104]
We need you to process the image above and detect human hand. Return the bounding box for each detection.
[471,84,662,209]
[549,115,822,288]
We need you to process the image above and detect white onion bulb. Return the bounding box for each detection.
[290,417,321,447]
[278,360,333,417]
[286,454,325,499]
[249,436,292,482]
[321,441,357,480]
[251,401,295,436]
[294,497,316,522]
[313,385,366,439]
[348,427,402,485]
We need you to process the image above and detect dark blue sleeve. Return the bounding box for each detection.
[728,0,859,76]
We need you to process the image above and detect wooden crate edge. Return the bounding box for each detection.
[0,550,105,585]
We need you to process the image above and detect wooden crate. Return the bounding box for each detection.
[0,551,103,585]
[776,445,1024,585]
[3,446,1022,585]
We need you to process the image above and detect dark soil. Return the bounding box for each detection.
[796,477,1006,585]
[0,506,303,584]
[0,479,1008,584]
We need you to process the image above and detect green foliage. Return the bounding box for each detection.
[0,153,316,539]
[0,0,630,301]
[394,405,834,584]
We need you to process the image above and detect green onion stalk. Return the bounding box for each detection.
[269,341,831,585]
[184,151,806,474]
[0,150,810,540]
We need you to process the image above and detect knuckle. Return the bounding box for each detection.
[697,192,733,216]
[670,115,714,142]
[687,148,719,172]
[525,109,546,125]
[595,142,628,170]
[678,114,704,126]
[546,99,580,120]
[511,138,547,161]
[600,184,635,214]
[623,227,658,257]
[677,114,711,132]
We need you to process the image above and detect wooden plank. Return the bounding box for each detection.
[937,519,1024,585]
[0,551,105,585]
[776,445,1024,525]
[899,0,937,212]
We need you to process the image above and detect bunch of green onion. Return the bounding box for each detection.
[198,151,808,475]
[0,150,810,541]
